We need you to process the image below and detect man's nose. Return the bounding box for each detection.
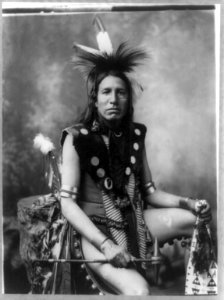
[109,91,118,104]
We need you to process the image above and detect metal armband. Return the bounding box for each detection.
[143,181,156,196]
[60,185,79,202]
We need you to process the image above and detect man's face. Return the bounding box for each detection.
[96,75,129,123]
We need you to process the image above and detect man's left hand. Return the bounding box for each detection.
[193,199,212,223]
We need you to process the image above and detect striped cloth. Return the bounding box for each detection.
[101,173,152,262]
[127,174,152,262]
[101,134,152,261]
[101,190,128,249]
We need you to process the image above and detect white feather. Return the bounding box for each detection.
[73,43,101,55]
[96,31,113,54]
[33,133,55,155]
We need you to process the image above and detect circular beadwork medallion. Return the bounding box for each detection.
[125,167,131,175]
[90,156,100,166]
[134,128,141,136]
[104,177,113,190]
[133,142,139,150]
[130,156,136,164]
[96,168,105,178]
[80,128,88,135]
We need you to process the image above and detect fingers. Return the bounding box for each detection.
[199,210,212,222]
[192,199,212,224]
[101,240,132,268]
[195,200,211,214]
[195,199,208,213]
[111,253,129,268]
[199,215,212,224]
[115,251,132,268]
[110,248,132,268]
[123,251,132,266]
[198,203,212,224]
[200,209,211,217]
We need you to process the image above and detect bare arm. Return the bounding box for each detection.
[141,146,184,207]
[60,134,109,247]
[60,134,132,266]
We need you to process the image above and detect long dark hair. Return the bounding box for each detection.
[78,70,134,128]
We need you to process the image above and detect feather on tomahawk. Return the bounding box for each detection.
[33,133,55,155]
[33,133,61,191]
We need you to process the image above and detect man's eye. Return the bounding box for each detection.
[118,90,127,96]
[103,90,110,94]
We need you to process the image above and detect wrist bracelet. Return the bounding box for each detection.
[100,237,110,250]
[90,231,110,251]
[179,197,190,210]
[179,197,197,212]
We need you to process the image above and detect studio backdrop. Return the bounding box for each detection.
[2,7,217,293]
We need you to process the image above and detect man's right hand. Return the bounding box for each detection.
[100,239,132,268]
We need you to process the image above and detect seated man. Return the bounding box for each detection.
[59,18,212,295]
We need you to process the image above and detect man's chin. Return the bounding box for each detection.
[105,115,122,122]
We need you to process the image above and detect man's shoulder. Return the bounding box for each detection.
[63,123,88,136]
[61,123,88,146]
[65,123,85,130]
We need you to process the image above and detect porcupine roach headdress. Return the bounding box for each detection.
[71,16,148,94]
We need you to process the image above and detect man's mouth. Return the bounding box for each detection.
[107,108,120,112]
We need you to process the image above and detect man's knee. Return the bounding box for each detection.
[122,283,150,295]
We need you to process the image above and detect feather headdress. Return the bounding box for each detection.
[72,17,148,82]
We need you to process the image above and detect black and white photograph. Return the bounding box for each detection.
[1,1,222,297]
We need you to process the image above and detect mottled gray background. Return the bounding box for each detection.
[2,9,217,293]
